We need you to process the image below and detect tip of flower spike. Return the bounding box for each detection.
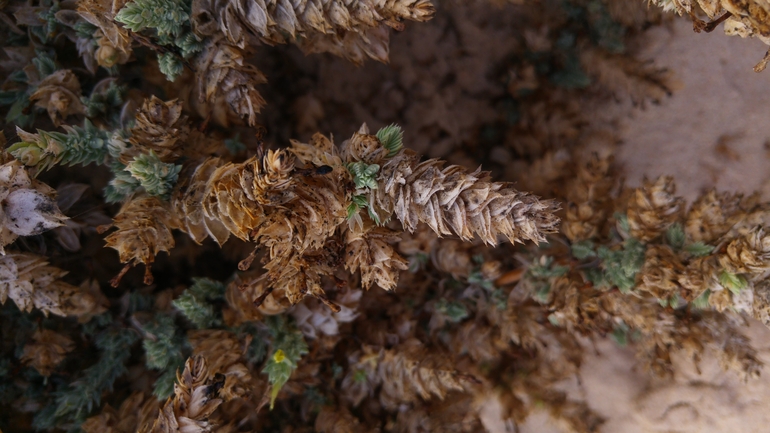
[376,124,403,157]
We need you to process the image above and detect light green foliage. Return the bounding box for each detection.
[115,0,190,37]
[614,212,630,235]
[82,81,125,121]
[175,31,205,58]
[665,223,685,249]
[347,161,380,190]
[376,124,404,157]
[142,314,188,399]
[9,120,111,171]
[610,322,630,346]
[125,151,182,199]
[105,163,142,203]
[692,289,712,309]
[598,238,646,293]
[263,316,308,409]
[435,298,469,322]
[33,50,58,77]
[157,52,184,82]
[571,240,597,260]
[172,278,226,329]
[685,242,715,257]
[347,193,382,225]
[719,271,748,294]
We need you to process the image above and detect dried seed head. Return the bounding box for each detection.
[636,245,685,299]
[29,70,85,126]
[719,226,770,274]
[627,176,684,242]
[121,96,190,163]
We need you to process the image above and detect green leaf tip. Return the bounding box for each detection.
[376,124,404,157]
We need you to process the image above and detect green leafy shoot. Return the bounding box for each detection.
[224,133,246,155]
[172,278,226,329]
[53,328,138,422]
[571,240,596,260]
[263,317,308,410]
[157,52,184,82]
[468,269,495,290]
[665,223,685,250]
[376,124,404,157]
[82,81,125,121]
[610,322,630,347]
[104,163,141,203]
[614,212,630,236]
[685,242,715,257]
[141,314,189,399]
[10,120,111,171]
[434,299,469,323]
[598,238,646,293]
[125,151,182,199]
[528,256,569,279]
[347,161,380,190]
[408,252,429,273]
[719,271,748,294]
[115,0,190,37]
[692,289,712,309]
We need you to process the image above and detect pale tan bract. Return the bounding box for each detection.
[121,96,190,163]
[190,0,435,63]
[29,69,85,127]
[0,253,102,317]
[626,176,684,242]
[21,329,75,376]
[193,37,266,127]
[103,194,180,285]
[145,356,225,433]
[372,149,560,246]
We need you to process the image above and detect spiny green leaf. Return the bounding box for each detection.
[692,289,711,309]
[719,271,748,294]
[665,223,685,249]
[376,124,404,157]
[685,242,715,257]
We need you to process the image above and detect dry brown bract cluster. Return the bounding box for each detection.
[104,121,560,310]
